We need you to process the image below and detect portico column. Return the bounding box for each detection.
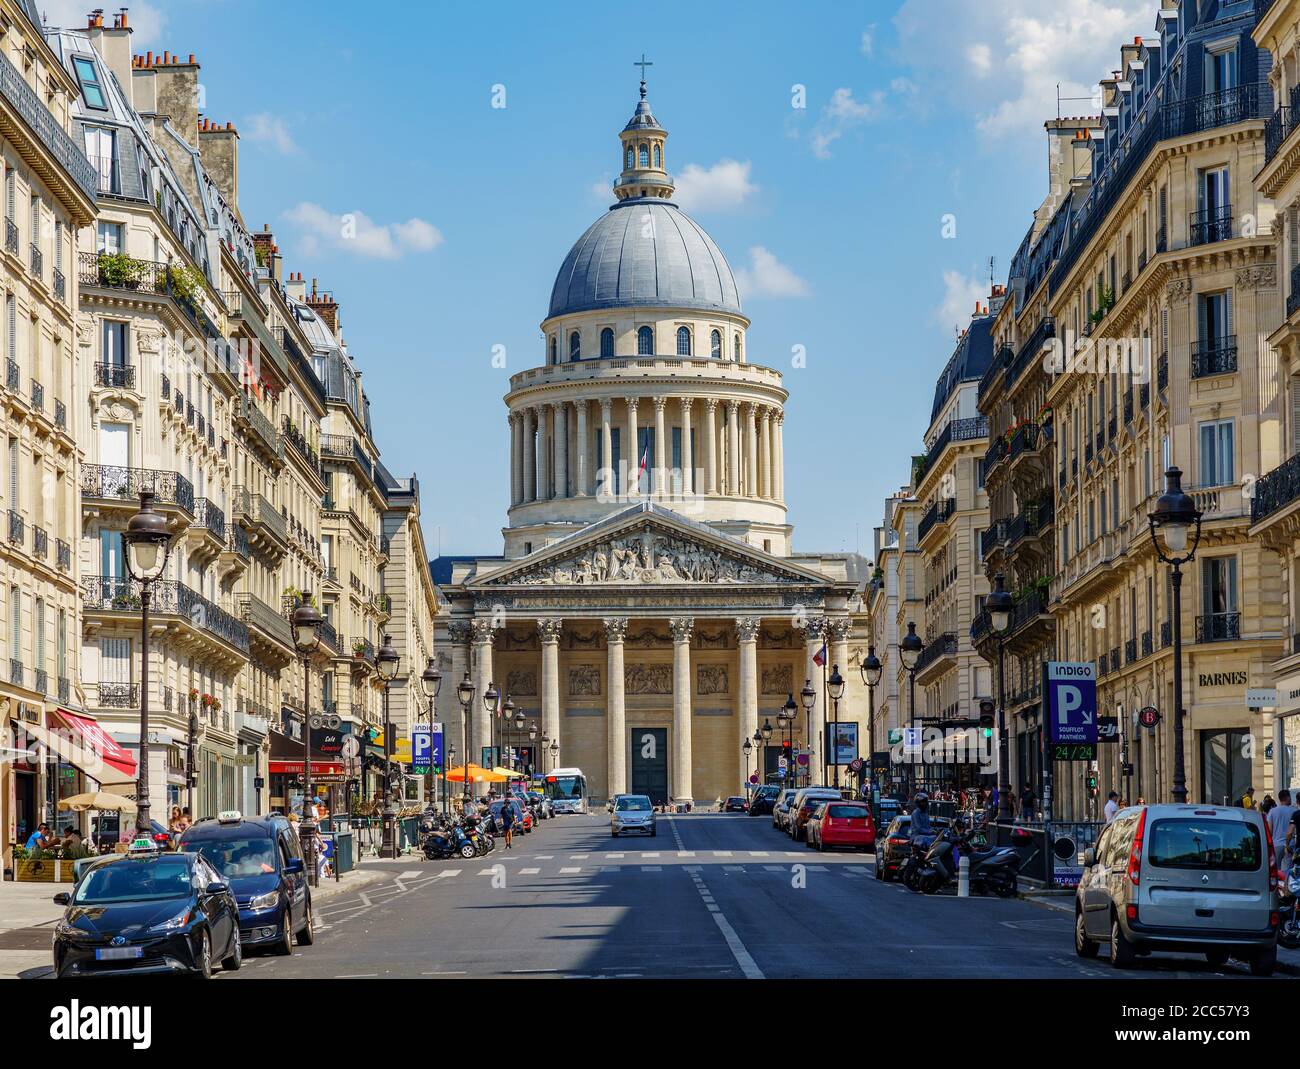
[471,620,496,767]
[799,616,826,780]
[523,408,536,502]
[448,621,472,765]
[726,400,740,496]
[599,399,613,499]
[702,399,718,495]
[539,618,562,762]
[679,397,693,497]
[774,413,785,501]
[508,413,520,506]
[538,405,552,500]
[574,400,589,496]
[653,397,668,499]
[759,409,772,499]
[736,617,761,775]
[626,396,640,497]
[745,402,758,497]
[553,402,568,499]
[605,617,628,796]
[669,616,694,804]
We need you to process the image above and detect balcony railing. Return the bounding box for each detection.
[1125,637,1137,664]
[281,417,320,472]
[193,497,226,541]
[3,218,15,255]
[53,268,65,301]
[32,525,47,559]
[915,416,988,483]
[7,509,22,546]
[237,394,283,460]
[917,497,956,542]
[81,576,250,652]
[1195,612,1241,643]
[81,464,195,513]
[56,538,70,571]
[237,593,294,649]
[1253,450,1300,524]
[1141,630,1153,657]
[0,46,98,199]
[92,362,137,391]
[6,358,17,391]
[1161,621,1172,648]
[1189,204,1233,247]
[914,632,957,674]
[233,485,287,544]
[29,243,41,278]
[1190,335,1238,379]
[1267,105,1293,165]
[1289,263,1300,320]
[97,682,139,708]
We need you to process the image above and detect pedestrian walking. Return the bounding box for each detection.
[1239,785,1257,809]
[1103,791,1119,823]
[500,799,516,849]
[1268,789,1296,868]
[1019,783,1036,823]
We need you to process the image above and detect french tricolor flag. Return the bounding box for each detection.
[813,641,827,668]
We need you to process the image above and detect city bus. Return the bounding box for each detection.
[543,767,589,814]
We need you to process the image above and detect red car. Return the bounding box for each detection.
[806,802,875,853]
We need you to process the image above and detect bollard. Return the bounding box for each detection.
[958,854,970,898]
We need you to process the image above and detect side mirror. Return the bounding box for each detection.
[205,881,229,896]
[52,892,70,906]
[1083,848,1096,867]
[284,857,305,875]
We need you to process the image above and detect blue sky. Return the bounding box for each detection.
[59,0,1159,559]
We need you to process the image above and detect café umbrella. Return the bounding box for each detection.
[57,792,138,813]
[444,763,509,784]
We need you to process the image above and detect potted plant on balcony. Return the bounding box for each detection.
[96,251,146,289]
[110,589,142,611]
[189,687,200,707]
[351,639,368,659]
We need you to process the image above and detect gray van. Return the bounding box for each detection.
[1074,804,1277,975]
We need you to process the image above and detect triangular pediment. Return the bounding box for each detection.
[473,503,830,588]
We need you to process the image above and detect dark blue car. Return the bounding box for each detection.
[178,812,313,956]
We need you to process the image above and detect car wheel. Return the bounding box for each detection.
[1074,909,1098,958]
[459,843,477,859]
[222,927,243,971]
[194,928,213,979]
[1249,945,1277,977]
[296,899,315,946]
[275,914,294,956]
[1109,917,1136,969]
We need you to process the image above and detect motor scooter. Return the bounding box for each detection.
[1279,853,1300,949]
[917,823,1019,897]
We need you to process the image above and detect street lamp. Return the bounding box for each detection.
[860,646,882,797]
[528,723,538,779]
[900,621,924,797]
[512,704,525,784]
[742,737,753,792]
[986,573,1015,822]
[456,672,474,806]
[376,634,400,858]
[501,694,516,780]
[540,733,550,774]
[292,596,322,885]
[420,657,442,812]
[1148,466,1202,805]
[827,664,845,789]
[549,740,559,775]
[752,727,765,787]
[483,680,500,774]
[799,679,815,787]
[779,694,797,786]
[122,491,178,834]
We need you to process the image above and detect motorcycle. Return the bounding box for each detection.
[917,823,1019,897]
[1279,854,1300,950]
[423,817,478,861]
[463,815,494,856]
[899,830,941,892]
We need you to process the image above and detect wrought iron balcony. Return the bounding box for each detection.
[1155,225,1167,254]
[1253,450,1300,524]
[193,497,226,541]
[30,379,41,412]
[1157,352,1168,392]
[52,268,64,301]
[914,632,957,674]
[34,668,46,695]
[914,416,988,484]
[1267,105,1292,164]
[7,509,22,546]
[1195,612,1241,643]
[1125,638,1137,664]
[4,218,16,255]
[233,485,287,544]
[58,676,70,704]
[1290,261,1300,320]
[92,362,135,390]
[29,243,40,278]
[1139,383,1150,409]
[81,464,195,513]
[56,538,70,571]
[1141,630,1153,657]
[98,682,139,708]
[1190,335,1238,379]
[281,416,320,472]
[1189,204,1233,247]
[8,659,20,685]
[0,46,98,198]
[237,592,294,649]
[918,497,956,542]
[5,358,16,390]
[1123,393,1133,425]
[81,576,250,653]
[351,637,376,666]
[32,525,47,559]
[237,394,282,460]
[1109,647,1121,673]
[1161,621,1172,648]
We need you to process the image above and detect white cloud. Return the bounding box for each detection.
[37,1,166,44]
[860,25,876,58]
[672,159,758,212]
[734,246,810,299]
[895,0,1151,143]
[245,113,298,155]
[936,269,986,333]
[281,203,444,260]
[810,87,887,158]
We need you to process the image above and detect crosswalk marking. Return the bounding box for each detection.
[723,865,744,872]
[748,851,769,857]
[641,866,661,872]
[477,868,497,875]
[570,854,589,859]
[559,866,581,874]
[399,870,422,879]
[519,867,540,875]
[607,852,625,858]
[763,865,785,872]
[677,851,696,857]
[641,851,661,858]
[714,850,733,857]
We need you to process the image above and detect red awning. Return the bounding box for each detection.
[49,709,137,779]
[269,760,348,777]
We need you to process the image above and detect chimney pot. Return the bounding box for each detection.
[189,54,195,64]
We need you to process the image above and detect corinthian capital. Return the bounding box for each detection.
[735,617,762,643]
[797,614,826,640]
[827,618,852,642]
[669,616,695,643]
[603,617,629,643]
[448,621,473,645]
[537,618,564,644]
[470,620,496,645]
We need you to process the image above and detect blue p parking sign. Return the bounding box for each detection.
[1043,662,1098,745]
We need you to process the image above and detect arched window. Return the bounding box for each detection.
[653,143,661,168]
[676,326,692,356]
[734,333,742,362]
[549,336,557,364]
[637,326,653,355]
[569,330,581,360]
[710,329,722,359]
[638,143,649,167]
[600,327,614,358]
[626,146,634,168]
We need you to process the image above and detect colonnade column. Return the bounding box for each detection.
[599,399,613,499]
[523,408,536,503]
[653,397,667,499]
[509,413,522,506]
[538,405,552,500]
[605,617,628,797]
[471,620,496,767]
[725,401,740,496]
[759,409,772,499]
[626,397,640,496]
[539,618,562,762]
[799,616,826,779]
[669,616,694,804]
[745,402,758,498]
[702,399,718,495]
[736,617,760,776]
[553,401,568,500]
[679,397,693,496]
[574,400,589,497]
[774,413,785,501]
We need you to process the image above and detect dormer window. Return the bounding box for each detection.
[710,329,721,359]
[73,57,106,110]
[637,326,653,355]
[676,326,692,356]
[569,330,581,360]
[600,327,614,358]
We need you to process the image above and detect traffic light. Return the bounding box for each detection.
[978,698,995,737]
[1086,770,1099,794]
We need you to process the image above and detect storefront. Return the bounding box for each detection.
[268,728,350,817]
[1190,661,1258,806]
[1272,671,1300,798]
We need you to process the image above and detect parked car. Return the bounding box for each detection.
[611,794,657,837]
[748,785,781,817]
[806,801,876,853]
[486,799,530,834]
[875,815,951,880]
[52,838,241,978]
[527,791,554,820]
[789,788,842,842]
[723,796,748,813]
[1074,804,1277,975]
[772,789,800,831]
[178,811,314,957]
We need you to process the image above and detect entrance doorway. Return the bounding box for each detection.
[1200,728,1251,805]
[630,727,668,805]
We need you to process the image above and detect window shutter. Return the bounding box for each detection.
[1290,377,1300,456]
[1291,204,1300,270]
[1160,306,1168,355]
[1225,288,1233,337]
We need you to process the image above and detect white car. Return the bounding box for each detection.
[611,795,657,837]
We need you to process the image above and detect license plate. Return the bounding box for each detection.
[95,946,143,961]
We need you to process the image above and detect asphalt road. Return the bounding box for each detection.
[225,810,1290,980]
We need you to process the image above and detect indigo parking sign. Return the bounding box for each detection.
[1043,662,1097,746]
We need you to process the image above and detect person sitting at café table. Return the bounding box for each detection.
[24,822,55,851]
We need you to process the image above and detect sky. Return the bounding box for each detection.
[43,0,1160,560]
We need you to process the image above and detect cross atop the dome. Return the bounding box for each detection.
[634,53,653,98]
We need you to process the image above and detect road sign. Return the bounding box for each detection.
[749,774,758,785]
[1137,706,1161,730]
[777,756,788,771]
[340,735,360,759]
[412,727,432,775]
[1044,662,1097,746]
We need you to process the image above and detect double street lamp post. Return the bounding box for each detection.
[900,622,924,797]
[759,720,772,785]
[742,737,752,793]
[420,657,442,812]
[799,680,815,786]
[779,694,797,787]
[291,596,323,886]
[456,673,474,805]
[826,665,845,789]
[986,574,1015,821]
[1148,467,1203,805]
[376,635,400,859]
[122,491,180,835]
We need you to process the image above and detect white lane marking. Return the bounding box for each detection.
[641,865,662,872]
[519,867,541,875]
[723,865,744,872]
[441,869,462,878]
[711,910,764,979]
[399,870,422,879]
[677,851,696,857]
[422,970,466,976]
[570,854,589,859]
[559,866,581,874]
[845,866,869,874]
[763,865,785,872]
[748,851,769,857]
[335,973,378,978]
[714,850,733,857]
[477,868,497,876]
[535,855,554,860]
[641,852,661,858]
[607,853,625,859]
[684,865,702,873]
